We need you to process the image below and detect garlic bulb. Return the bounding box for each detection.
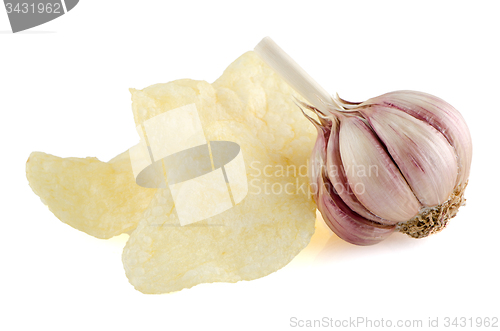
[300,90,472,245]
[254,37,472,245]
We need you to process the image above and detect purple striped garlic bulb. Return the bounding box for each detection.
[300,90,472,245]
[254,37,472,245]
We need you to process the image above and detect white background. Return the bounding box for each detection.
[2,1,499,330]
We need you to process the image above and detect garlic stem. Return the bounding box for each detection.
[254,37,338,116]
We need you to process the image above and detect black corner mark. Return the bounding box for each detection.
[64,0,78,12]
[4,0,79,33]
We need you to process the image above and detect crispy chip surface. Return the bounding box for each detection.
[26,151,156,239]
[123,51,317,293]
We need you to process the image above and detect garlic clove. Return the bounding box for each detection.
[317,171,395,246]
[363,106,458,207]
[326,118,387,223]
[297,101,330,202]
[254,38,472,244]
[339,116,421,223]
[361,91,472,188]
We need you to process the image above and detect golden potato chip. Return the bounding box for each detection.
[26,151,156,239]
[27,50,319,292]
[123,51,318,293]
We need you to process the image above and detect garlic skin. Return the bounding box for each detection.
[253,37,472,245]
[301,90,472,245]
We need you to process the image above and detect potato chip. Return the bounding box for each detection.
[123,51,318,293]
[27,51,319,292]
[26,151,156,239]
